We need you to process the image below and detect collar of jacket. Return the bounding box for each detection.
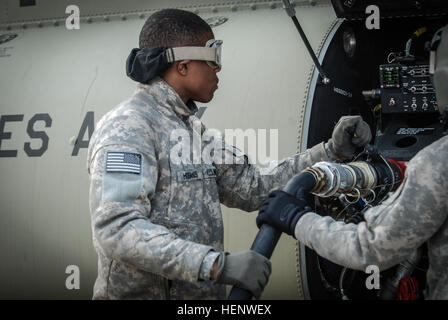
[137,77,198,118]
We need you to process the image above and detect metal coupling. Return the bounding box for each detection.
[305,161,378,198]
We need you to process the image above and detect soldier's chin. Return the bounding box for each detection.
[195,93,214,103]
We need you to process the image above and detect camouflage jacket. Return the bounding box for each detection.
[295,135,448,299]
[87,77,334,299]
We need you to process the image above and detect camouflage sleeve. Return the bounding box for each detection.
[294,142,448,271]
[198,251,220,281]
[89,143,214,283]
[215,141,337,211]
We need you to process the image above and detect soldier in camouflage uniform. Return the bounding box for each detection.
[87,9,371,299]
[257,29,448,299]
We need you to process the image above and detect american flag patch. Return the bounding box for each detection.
[106,152,141,174]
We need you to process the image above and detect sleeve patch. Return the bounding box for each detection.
[106,152,141,174]
[102,151,143,202]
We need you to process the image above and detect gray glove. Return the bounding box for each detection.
[216,250,271,299]
[327,115,372,160]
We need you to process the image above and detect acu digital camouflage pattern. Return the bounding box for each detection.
[295,135,448,299]
[87,76,335,300]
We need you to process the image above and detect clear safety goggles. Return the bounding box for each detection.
[165,39,223,69]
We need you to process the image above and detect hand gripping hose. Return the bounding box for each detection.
[228,171,317,300]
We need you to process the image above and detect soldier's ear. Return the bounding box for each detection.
[176,60,191,76]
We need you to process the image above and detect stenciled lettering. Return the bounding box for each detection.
[24,113,52,157]
[0,114,24,157]
[72,111,94,156]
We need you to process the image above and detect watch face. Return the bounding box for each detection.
[0,33,18,45]
[343,29,356,58]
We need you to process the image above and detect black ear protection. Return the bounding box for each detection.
[126,46,172,84]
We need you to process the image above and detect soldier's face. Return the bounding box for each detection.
[184,60,221,103]
[179,32,221,103]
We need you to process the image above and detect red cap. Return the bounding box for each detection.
[386,158,408,180]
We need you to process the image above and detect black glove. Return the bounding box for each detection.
[327,115,372,160]
[256,190,312,237]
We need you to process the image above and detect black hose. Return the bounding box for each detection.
[228,171,317,300]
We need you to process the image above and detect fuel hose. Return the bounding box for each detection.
[228,171,317,300]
